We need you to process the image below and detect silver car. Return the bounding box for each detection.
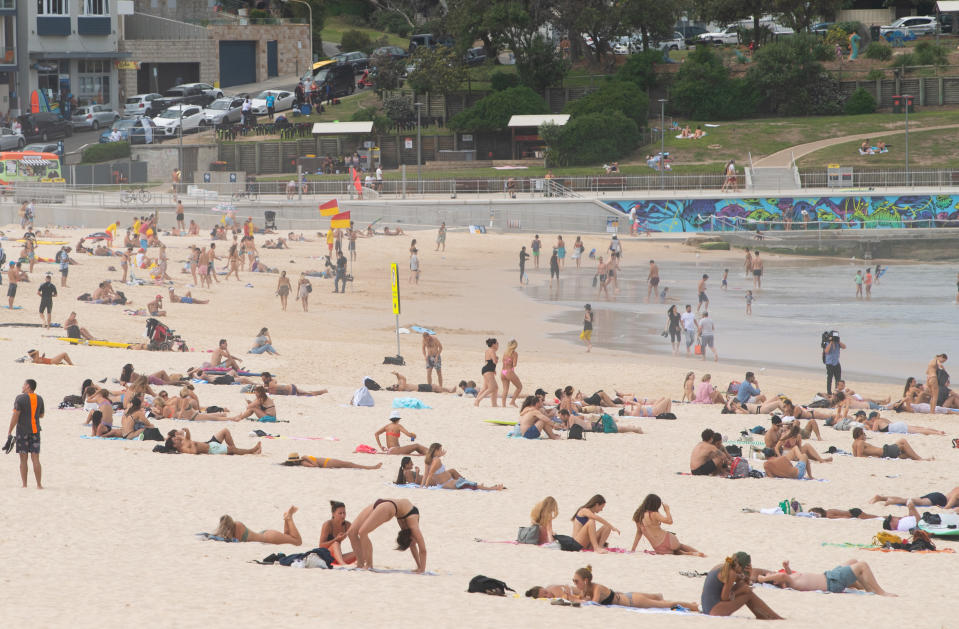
[71,104,120,130]
[202,97,244,126]
[0,127,25,150]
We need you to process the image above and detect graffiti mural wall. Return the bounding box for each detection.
[605,195,959,232]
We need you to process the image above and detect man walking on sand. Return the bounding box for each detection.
[697,311,718,362]
[37,273,57,328]
[697,274,710,313]
[647,260,660,303]
[7,379,44,488]
[680,304,697,356]
[7,261,24,308]
[422,333,443,388]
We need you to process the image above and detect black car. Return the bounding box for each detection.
[408,33,454,53]
[372,45,407,61]
[464,47,487,66]
[332,51,369,73]
[18,112,72,142]
[312,63,356,98]
[152,86,212,112]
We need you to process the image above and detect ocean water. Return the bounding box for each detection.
[524,256,959,384]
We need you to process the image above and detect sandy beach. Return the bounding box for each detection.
[0,221,956,628]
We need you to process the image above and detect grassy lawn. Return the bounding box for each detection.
[797,127,959,168]
[320,16,406,49]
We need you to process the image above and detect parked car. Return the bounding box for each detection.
[202,97,244,125]
[697,26,741,45]
[332,51,369,73]
[17,112,72,142]
[71,104,120,130]
[124,93,163,118]
[408,33,453,52]
[372,45,407,61]
[23,143,59,154]
[0,127,24,150]
[300,59,336,87]
[810,22,833,34]
[309,64,355,98]
[652,31,687,51]
[464,46,487,66]
[880,16,938,37]
[179,82,223,100]
[676,24,708,45]
[99,118,158,144]
[250,90,295,115]
[153,85,212,112]
[153,104,205,137]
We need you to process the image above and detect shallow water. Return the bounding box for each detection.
[524,256,959,384]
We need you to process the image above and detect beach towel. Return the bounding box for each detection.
[355,444,378,454]
[392,397,431,409]
[352,387,374,407]
[579,601,695,615]
[195,532,234,542]
[255,548,334,569]
[474,539,636,553]
[391,482,500,493]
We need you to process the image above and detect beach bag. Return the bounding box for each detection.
[552,534,583,552]
[592,275,598,287]
[694,344,702,355]
[468,575,514,596]
[364,377,381,391]
[727,381,741,394]
[351,387,374,407]
[873,531,903,547]
[517,525,540,544]
[60,394,83,407]
[600,413,618,433]
[728,456,750,479]
[807,396,830,408]
[568,424,585,440]
[656,412,677,420]
[141,427,163,441]
[725,445,742,457]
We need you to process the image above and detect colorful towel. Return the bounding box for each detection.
[579,601,695,615]
[196,532,234,542]
[391,482,500,493]
[474,539,637,553]
[392,397,431,409]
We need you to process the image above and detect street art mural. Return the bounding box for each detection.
[606,195,959,232]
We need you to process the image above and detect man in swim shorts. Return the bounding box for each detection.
[751,250,763,289]
[422,333,443,388]
[647,260,660,303]
[757,559,893,596]
[696,274,709,313]
[690,429,726,476]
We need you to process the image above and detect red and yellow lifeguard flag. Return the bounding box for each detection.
[319,199,339,216]
[330,211,351,229]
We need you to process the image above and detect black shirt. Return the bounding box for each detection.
[519,251,529,266]
[38,281,57,302]
[336,255,347,272]
[13,392,44,435]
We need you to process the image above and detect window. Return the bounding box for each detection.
[84,0,108,15]
[37,0,67,15]
[0,1,15,9]
[0,15,13,64]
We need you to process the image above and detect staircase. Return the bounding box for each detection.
[747,166,800,192]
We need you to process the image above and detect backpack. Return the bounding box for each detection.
[517,524,540,544]
[727,381,741,394]
[656,412,677,420]
[728,456,750,479]
[552,534,583,552]
[568,424,585,440]
[467,575,514,596]
[364,377,381,391]
[725,445,742,457]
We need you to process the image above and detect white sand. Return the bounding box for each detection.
[0,224,956,628]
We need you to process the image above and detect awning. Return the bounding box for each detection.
[937,1,959,11]
[21,157,51,166]
[508,114,570,128]
[30,51,132,59]
[311,121,374,134]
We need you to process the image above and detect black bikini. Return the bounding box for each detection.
[599,589,615,606]
[481,359,495,375]
[373,498,419,519]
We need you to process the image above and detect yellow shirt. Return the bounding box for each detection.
[326,230,334,245]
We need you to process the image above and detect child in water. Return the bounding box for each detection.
[721,269,728,291]
[745,290,753,316]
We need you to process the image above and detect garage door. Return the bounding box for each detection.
[219,41,256,87]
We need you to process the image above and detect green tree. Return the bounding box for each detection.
[449,86,548,132]
[406,47,466,95]
[340,29,374,54]
[565,81,649,128]
[747,33,831,115]
[382,94,414,129]
[616,48,662,91]
[568,0,629,63]
[772,0,845,32]
[370,53,405,94]
[546,111,639,165]
[693,0,767,44]
[671,46,755,119]
[516,34,569,91]
[844,88,876,115]
[621,0,687,51]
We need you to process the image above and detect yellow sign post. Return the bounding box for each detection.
[390,263,402,359]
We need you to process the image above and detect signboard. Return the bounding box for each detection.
[390,263,400,314]
[115,61,139,70]
[827,164,853,188]
[404,138,413,149]
[606,217,619,233]
[461,134,473,142]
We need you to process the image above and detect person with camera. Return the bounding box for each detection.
[823,332,846,395]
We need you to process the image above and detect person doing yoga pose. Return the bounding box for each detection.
[347,497,426,572]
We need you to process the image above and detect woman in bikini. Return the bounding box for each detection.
[297,273,312,312]
[631,494,704,556]
[781,398,833,423]
[260,372,326,397]
[694,374,726,404]
[120,363,184,387]
[775,423,832,463]
[227,386,277,421]
[172,388,232,421]
[571,565,699,611]
[167,427,261,455]
[318,501,355,564]
[226,243,241,280]
[374,411,428,455]
[529,496,559,545]
[119,395,155,439]
[396,457,424,484]
[276,271,292,311]
[283,452,382,470]
[723,398,782,415]
[572,494,619,553]
[681,371,695,402]
[499,339,523,407]
[348,497,427,572]
[421,443,504,490]
[214,506,302,545]
[474,338,499,407]
[620,397,672,418]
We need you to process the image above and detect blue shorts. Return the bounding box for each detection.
[794,460,807,479]
[523,426,541,439]
[824,565,857,593]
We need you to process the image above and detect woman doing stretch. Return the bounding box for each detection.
[571,565,699,611]
[283,452,382,470]
[318,501,355,565]
[530,496,559,545]
[701,552,782,618]
[631,494,704,556]
[499,339,523,407]
[572,494,619,553]
[474,338,499,407]
[213,506,302,545]
[348,497,426,572]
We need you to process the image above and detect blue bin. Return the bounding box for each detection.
[300,104,312,115]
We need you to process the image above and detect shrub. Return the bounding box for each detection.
[449,86,547,132]
[889,53,916,71]
[516,34,569,92]
[372,10,411,37]
[406,46,465,95]
[672,46,756,120]
[616,49,660,92]
[545,111,639,166]
[824,25,850,48]
[382,95,414,126]
[866,69,885,81]
[340,29,373,54]
[351,106,377,121]
[490,71,520,91]
[82,141,130,164]
[747,33,832,116]
[864,42,892,61]
[844,88,877,115]
[565,81,649,128]
[914,41,948,66]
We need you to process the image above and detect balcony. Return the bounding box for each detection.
[36,16,70,36]
[78,16,110,35]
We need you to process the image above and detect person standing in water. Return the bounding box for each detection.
[519,246,530,285]
[744,250,753,279]
[721,269,728,291]
[647,260,660,303]
[745,290,753,316]
[435,222,446,252]
[531,235,541,269]
[854,270,863,299]
[752,251,763,289]
[864,268,873,300]
[697,274,709,313]
[581,304,593,352]
[549,249,560,288]
[697,312,718,362]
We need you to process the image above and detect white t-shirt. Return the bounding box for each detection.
[894,516,917,532]
[680,312,696,331]
[375,167,382,180]
[699,318,715,335]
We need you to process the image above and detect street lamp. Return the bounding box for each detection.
[177,107,183,197]
[282,0,313,70]
[904,94,911,186]
[658,98,667,189]
[414,102,423,193]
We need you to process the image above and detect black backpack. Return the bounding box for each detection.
[568,424,585,440]
[468,575,514,596]
[364,377,381,391]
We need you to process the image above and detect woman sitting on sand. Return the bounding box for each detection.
[396,457,424,485]
[630,494,704,556]
[375,410,428,455]
[474,338,500,407]
[757,559,894,596]
[347,497,426,572]
[681,372,695,402]
[620,397,672,418]
[570,565,699,611]
[701,553,782,618]
[693,374,726,404]
[27,349,73,366]
[118,395,155,439]
[775,422,832,463]
[851,427,931,460]
[529,496,559,545]
[260,372,326,397]
[166,427,262,455]
[249,327,278,355]
[421,443,505,490]
[283,452,382,470]
[214,506,302,545]
[319,501,355,565]
[572,494,619,553]
[228,386,277,422]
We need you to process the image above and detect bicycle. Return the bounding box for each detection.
[121,186,152,204]
[232,187,260,202]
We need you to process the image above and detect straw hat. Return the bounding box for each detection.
[286,452,301,464]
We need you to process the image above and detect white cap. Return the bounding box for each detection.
[389,409,402,420]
